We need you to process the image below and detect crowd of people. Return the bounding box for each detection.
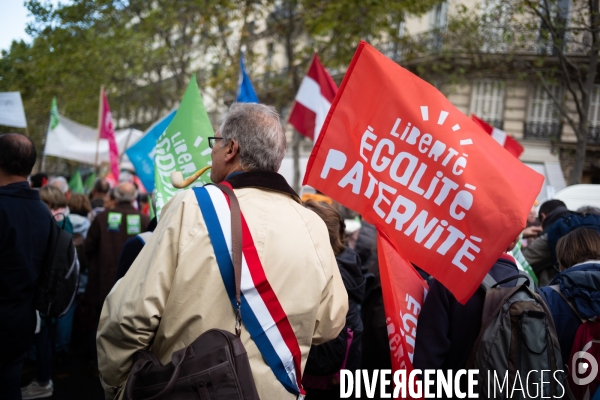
[1,102,599,400]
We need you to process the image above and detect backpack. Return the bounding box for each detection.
[467,273,572,399]
[34,216,79,318]
[550,285,600,400]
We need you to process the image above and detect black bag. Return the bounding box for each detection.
[125,184,260,400]
[34,216,79,318]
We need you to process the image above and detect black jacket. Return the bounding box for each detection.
[305,248,366,376]
[413,256,520,372]
[0,181,52,368]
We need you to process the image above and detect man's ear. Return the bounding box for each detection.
[224,139,239,162]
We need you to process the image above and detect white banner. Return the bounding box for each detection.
[43,114,143,165]
[0,92,27,128]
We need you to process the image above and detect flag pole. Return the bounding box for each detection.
[41,100,53,173]
[94,86,103,176]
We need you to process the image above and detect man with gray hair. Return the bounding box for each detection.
[49,176,71,201]
[97,103,348,399]
[85,182,149,371]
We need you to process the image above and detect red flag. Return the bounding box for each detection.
[288,54,338,141]
[378,231,428,398]
[471,114,524,158]
[100,89,120,180]
[303,42,543,303]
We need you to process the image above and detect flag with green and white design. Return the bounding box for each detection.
[154,74,214,218]
[510,237,539,286]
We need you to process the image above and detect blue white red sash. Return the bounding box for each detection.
[194,183,305,396]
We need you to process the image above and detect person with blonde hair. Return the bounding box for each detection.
[39,185,73,234]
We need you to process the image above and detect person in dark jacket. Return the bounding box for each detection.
[524,199,600,286]
[539,228,600,364]
[89,178,110,209]
[0,133,52,400]
[523,199,571,285]
[84,182,149,369]
[303,200,365,399]
[413,238,521,396]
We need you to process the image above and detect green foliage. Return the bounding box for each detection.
[0,0,443,172]
[302,0,442,69]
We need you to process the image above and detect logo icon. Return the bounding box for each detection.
[572,350,599,386]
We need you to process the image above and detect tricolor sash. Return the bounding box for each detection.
[194,183,305,396]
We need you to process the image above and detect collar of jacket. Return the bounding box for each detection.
[225,170,301,203]
[112,203,138,213]
[0,181,40,200]
[542,206,570,230]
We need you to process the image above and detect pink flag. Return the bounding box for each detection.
[288,54,338,142]
[471,114,524,158]
[100,89,120,179]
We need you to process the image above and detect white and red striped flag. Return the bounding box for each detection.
[288,54,337,141]
[471,114,524,158]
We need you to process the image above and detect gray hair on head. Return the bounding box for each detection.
[219,103,286,172]
[114,182,138,204]
[577,205,600,216]
[49,176,69,194]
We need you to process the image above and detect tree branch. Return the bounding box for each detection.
[534,69,579,130]
[526,0,586,119]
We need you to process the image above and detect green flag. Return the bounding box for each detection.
[69,170,84,194]
[50,97,59,130]
[83,172,96,194]
[154,75,213,218]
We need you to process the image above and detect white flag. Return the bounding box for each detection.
[0,92,27,128]
[44,113,143,165]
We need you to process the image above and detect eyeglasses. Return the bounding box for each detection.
[207,137,223,149]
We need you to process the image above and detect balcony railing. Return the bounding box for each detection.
[487,119,504,130]
[379,26,594,63]
[523,122,562,140]
[588,126,600,143]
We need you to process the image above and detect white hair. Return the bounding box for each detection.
[219,103,286,172]
[49,176,69,194]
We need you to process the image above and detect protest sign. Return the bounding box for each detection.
[304,42,543,303]
[154,75,213,218]
[378,231,428,377]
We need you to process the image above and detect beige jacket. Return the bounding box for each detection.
[97,180,348,399]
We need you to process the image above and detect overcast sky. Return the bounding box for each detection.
[0,0,61,53]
